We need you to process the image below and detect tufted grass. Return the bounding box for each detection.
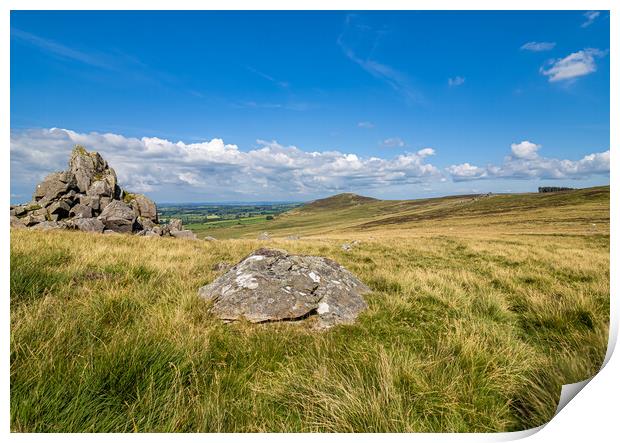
[10,188,609,432]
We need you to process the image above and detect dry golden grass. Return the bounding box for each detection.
[10,187,609,432]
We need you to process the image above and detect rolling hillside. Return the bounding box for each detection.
[10,185,610,432]
[188,186,610,239]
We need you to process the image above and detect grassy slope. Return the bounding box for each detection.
[10,186,610,432]
[188,187,609,240]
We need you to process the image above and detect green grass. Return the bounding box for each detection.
[10,186,609,432]
[187,215,271,235]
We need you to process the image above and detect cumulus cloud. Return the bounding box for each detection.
[581,11,600,28]
[446,163,487,180]
[357,121,375,129]
[448,76,465,87]
[520,41,556,52]
[447,141,609,182]
[510,141,541,160]
[417,148,435,158]
[10,128,440,201]
[381,137,406,148]
[540,48,606,82]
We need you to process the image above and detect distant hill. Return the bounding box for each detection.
[300,193,379,211]
[188,186,609,239]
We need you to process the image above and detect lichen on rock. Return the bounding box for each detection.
[198,248,369,328]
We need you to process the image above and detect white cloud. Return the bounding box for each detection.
[10,128,440,201]
[540,48,606,82]
[510,141,540,160]
[447,141,609,182]
[581,11,600,28]
[417,148,435,158]
[446,163,487,180]
[520,41,556,52]
[448,76,465,87]
[381,137,405,148]
[357,121,375,129]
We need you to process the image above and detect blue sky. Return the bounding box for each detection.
[10,10,610,203]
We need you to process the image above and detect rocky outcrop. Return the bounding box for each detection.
[10,145,184,237]
[198,248,369,328]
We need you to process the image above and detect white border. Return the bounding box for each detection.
[2,1,617,441]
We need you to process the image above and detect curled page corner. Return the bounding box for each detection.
[554,377,594,416]
[497,377,597,441]
[551,328,615,421]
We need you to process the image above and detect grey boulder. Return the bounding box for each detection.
[47,200,71,218]
[167,218,183,232]
[79,195,100,211]
[10,216,27,229]
[86,179,114,198]
[69,146,113,193]
[13,206,28,217]
[30,221,65,231]
[33,171,75,202]
[130,194,158,223]
[69,204,93,219]
[98,200,135,233]
[73,217,105,233]
[198,248,369,328]
[135,216,156,231]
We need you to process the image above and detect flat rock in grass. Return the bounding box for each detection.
[198,248,369,328]
[170,229,197,240]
